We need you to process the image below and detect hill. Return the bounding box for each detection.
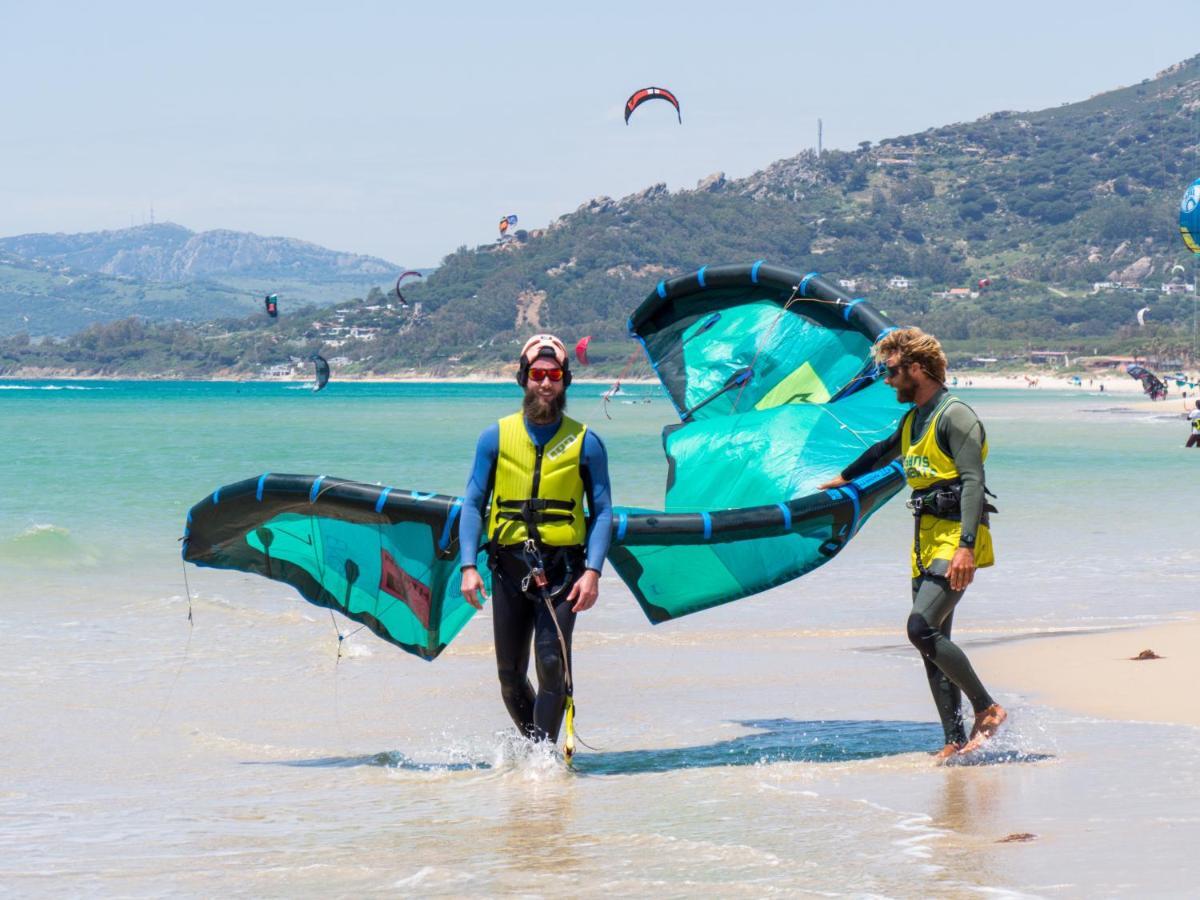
[4,56,1200,375]
[0,223,407,337]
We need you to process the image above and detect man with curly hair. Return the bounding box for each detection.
[821,327,1007,759]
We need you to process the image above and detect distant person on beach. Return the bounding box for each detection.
[1186,399,1200,448]
[459,334,612,752]
[820,327,1007,760]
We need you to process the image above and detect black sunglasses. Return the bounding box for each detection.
[885,362,907,377]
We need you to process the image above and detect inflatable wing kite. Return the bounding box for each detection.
[1180,178,1200,254]
[183,477,481,660]
[182,265,906,656]
[395,270,422,307]
[1126,363,1166,399]
[625,87,681,124]
[312,355,330,392]
[607,264,907,622]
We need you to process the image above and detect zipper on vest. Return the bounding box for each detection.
[530,445,545,500]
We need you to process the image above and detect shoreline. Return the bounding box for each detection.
[976,614,1200,728]
[0,370,1184,397]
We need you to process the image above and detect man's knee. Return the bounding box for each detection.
[907,612,938,657]
[534,645,567,691]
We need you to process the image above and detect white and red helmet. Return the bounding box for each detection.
[516,334,571,386]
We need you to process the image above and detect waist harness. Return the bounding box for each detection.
[907,480,998,578]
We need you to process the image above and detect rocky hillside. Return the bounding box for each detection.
[0,224,408,337]
[0,223,400,282]
[5,55,1200,370]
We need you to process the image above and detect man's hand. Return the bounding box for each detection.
[460,566,489,610]
[567,569,600,613]
[818,475,850,490]
[947,547,976,592]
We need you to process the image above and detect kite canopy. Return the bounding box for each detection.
[1126,363,1166,400]
[608,263,907,622]
[1180,178,1200,254]
[575,336,591,366]
[183,476,482,660]
[395,270,422,307]
[312,355,330,392]
[625,86,681,124]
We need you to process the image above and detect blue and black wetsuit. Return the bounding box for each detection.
[460,418,612,741]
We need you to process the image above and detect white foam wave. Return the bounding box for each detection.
[0,384,104,390]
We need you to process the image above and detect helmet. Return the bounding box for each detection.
[516,334,572,387]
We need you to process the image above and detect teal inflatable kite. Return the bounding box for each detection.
[182,264,907,658]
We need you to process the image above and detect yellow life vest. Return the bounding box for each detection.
[488,412,588,547]
[900,395,995,578]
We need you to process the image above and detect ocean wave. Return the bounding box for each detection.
[0,524,100,567]
[0,384,105,391]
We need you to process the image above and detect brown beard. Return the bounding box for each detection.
[523,388,566,424]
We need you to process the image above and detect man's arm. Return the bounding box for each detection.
[579,431,613,571]
[940,403,986,591]
[940,404,985,545]
[568,430,612,613]
[458,424,499,568]
[822,423,903,488]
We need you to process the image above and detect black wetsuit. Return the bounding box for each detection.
[488,544,583,742]
[842,388,996,745]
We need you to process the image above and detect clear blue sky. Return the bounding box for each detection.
[1,1,1196,267]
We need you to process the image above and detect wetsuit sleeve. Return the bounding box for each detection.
[580,430,613,573]
[459,424,499,568]
[840,424,903,481]
[939,403,986,548]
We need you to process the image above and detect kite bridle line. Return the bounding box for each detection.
[152,555,197,727]
[728,283,803,413]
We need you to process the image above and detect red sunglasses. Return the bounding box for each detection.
[528,367,564,382]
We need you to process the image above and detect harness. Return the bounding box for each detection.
[906,480,998,578]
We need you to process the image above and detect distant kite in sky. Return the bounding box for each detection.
[499,214,518,237]
[624,87,681,125]
[395,270,422,308]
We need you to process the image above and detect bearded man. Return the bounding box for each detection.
[821,327,1006,759]
[459,334,612,751]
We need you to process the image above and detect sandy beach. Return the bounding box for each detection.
[977,615,1200,727]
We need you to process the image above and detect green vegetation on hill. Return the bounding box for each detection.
[4,56,1200,376]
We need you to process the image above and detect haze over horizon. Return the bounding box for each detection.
[2,0,1197,267]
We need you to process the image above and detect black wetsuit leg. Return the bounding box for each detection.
[490,569,537,738]
[490,547,582,742]
[531,589,576,742]
[908,576,995,744]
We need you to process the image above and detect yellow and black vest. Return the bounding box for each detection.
[487,412,588,547]
[900,395,995,577]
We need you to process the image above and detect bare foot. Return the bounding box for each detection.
[959,704,1007,753]
[933,742,964,761]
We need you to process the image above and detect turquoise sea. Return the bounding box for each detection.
[2,380,1198,896]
